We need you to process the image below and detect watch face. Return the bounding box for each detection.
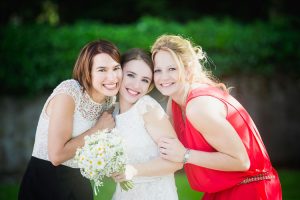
[183,149,190,164]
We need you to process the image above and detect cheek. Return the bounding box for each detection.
[92,72,104,80]
[116,70,123,80]
[141,84,150,95]
[121,77,130,88]
[153,75,159,85]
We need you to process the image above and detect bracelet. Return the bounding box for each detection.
[182,148,191,164]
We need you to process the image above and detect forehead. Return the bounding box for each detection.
[124,60,152,77]
[154,50,175,67]
[93,53,119,66]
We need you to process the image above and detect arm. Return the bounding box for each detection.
[48,94,114,166]
[133,105,182,176]
[112,104,182,182]
[159,96,250,172]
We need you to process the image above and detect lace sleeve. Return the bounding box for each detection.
[50,79,81,106]
[136,95,165,117]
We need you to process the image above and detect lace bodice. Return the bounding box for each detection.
[32,79,115,168]
[112,95,178,200]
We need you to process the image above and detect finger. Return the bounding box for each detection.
[101,111,109,117]
[160,147,173,156]
[158,141,171,150]
[107,113,113,119]
[158,140,168,148]
[112,174,121,182]
[160,146,172,155]
[116,175,125,182]
[160,152,171,160]
[159,137,174,144]
[112,172,120,176]
[159,147,166,155]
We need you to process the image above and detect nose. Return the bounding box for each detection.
[132,79,141,90]
[106,70,118,81]
[155,70,169,81]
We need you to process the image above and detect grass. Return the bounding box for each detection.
[1,169,298,200]
[93,172,202,200]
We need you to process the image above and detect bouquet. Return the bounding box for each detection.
[74,128,133,194]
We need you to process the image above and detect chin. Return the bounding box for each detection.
[158,89,172,96]
[103,90,119,96]
[127,97,139,104]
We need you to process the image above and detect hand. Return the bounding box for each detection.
[158,137,186,163]
[93,111,115,131]
[112,165,137,183]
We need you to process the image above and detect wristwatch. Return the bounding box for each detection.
[183,148,191,164]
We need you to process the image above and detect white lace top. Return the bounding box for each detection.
[32,79,115,168]
[112,95,178,200]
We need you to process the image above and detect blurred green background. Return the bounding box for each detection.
[0,0,299,199]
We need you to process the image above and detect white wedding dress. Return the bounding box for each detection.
[112,95,178,200]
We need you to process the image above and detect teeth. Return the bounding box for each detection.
[104,83,117,89]
[127,89,139,95]
[161,83,173,87]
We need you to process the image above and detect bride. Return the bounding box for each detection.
[112,48,181,200]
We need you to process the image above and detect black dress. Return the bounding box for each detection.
[18,156,93,200]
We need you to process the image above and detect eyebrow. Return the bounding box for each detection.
[96,64,120,69]
[154,64,174,69]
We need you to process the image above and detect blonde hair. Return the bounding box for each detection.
[151,35,227,91]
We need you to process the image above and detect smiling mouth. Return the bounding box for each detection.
[126,88,140,96]
[103,83,118,90]
[160,82,174,87]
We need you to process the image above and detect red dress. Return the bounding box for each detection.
[172,86,282,200]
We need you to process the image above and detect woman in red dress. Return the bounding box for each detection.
[151,35,282,200]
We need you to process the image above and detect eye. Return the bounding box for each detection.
[98,68,106,72]
[114,65,121,71]
[126,73,135,78]
[154,69,161,73]
[169,67,176,71]
[142,79,149,83]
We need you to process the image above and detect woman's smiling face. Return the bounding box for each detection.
[119,59,153,104]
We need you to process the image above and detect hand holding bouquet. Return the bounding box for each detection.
[74,128,133,194]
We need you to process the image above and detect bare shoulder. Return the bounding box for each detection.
[52,93,75,105]
[48,93,75,115]
[186,96,227,128]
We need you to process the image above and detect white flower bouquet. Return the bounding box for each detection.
[75,128,133,194]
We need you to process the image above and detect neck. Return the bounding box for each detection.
[171,84,190,107]
[119,96,133,113]
[88,89,106,104]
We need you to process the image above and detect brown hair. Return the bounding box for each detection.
[72,40,121,91]
[151,35,227,92]
[121,48,155,93]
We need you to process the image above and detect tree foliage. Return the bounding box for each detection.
[1,17,299,95]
